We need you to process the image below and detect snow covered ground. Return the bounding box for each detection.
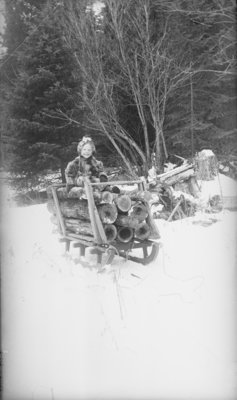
[1,174,237,400]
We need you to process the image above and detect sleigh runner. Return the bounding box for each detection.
[47,177,160,268]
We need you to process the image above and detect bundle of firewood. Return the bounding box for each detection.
[47,185,157,243]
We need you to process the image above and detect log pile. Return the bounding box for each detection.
[150,149,224,220]
[149,161,201,220]
[47,184,158,243]
[151,184,199,221]
[156,162,199,197]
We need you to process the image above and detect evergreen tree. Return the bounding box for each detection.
[2,0,235,181]
[163,0,236,159]
[3,0,84,185]
[1,0,46,168]
[2,0,46,78]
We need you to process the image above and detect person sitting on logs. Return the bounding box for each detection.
[65,136,108,192]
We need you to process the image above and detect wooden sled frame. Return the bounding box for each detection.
[49,178,160,268]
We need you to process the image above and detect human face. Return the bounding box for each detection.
[81,143,93,159]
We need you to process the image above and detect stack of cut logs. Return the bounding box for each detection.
[47,185,154,243]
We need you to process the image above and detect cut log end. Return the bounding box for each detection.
[101,191,114,203]
[117,226,134,243]
[97,203,118,224]
[104,224,117,242]
[129,202,148,221]
[135,222,151,241]
[115,195,132,212]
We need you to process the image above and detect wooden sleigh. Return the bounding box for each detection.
[47,177,160,269]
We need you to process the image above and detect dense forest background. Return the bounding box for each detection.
[0,0,236,188]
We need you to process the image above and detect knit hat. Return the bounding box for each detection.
[77,136,96,155]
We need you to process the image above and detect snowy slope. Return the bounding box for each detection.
[1,175,237,400]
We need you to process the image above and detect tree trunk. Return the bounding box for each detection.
[48,186,85,200]
[155,133,162,172]
[164,169,195,186]
[160,128,168,161]
[157,163,194,184]
[50,215,93,236]
[51,186,114,203]
[195,150,219,181]
[47,198,90,220]
[60,162,66,183]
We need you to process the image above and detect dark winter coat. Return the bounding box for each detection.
[65,155,105,186]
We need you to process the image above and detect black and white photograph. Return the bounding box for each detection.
[0,0,237,399]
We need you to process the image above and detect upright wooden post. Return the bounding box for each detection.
[51,186,66,236]
[190,74,195,158]
[195,150,219,181]
[84,177,107,244]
